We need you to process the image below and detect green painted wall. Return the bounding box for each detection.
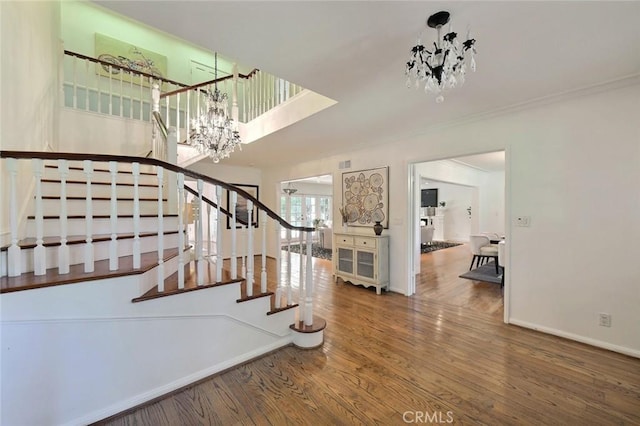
[60,1,236,86]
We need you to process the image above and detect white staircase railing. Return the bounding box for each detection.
[62,50,305,134]
[1,151,318,328]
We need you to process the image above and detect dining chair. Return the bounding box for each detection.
[469,234,499,273]
[498,240,506,287]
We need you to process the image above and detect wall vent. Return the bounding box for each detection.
[338,160,351,169]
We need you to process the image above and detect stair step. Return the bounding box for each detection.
[25,214,179,237]
[45,164,157,176]
[0,247,184,294]
[132,261,243,303]
[0,231,179,251]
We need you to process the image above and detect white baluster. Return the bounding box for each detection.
[186,90,191,143]
[32,159,45,275]
[129,73,133,119]
[97,65,102,113]
[286,227,292,305]
[6,158,21,277]
[246,200,254,297]
[72,57,77,109]
[132,162,141,269]
[196,179,204,285]
[139,73,144,121]
[304,230,314,326]
[108,161,118,270]
[241,226,247,279]
[230,190,237,279]
[119,68,124,117]
[108,65,113,115]
[260,210,267,294]
[85,60,90,112]
[58,160,69,274]
[215,185,223,282]
[157,167,165,291]
[207,202,211,261]
[83,160,94,272]
[274,223,282,308]
[177,173,185,289]
[176,92,180,143]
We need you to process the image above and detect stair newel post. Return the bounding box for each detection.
[246,200,254,297]
[260,210,267,294]
[58,159,70,274]
[157,167,165,291]
[230,191,238,279]
[196,179,204,286]
[132,162,141,269]
[232,63,239,125]
[304,229,314,326]
[274,223,283,308]
[298,230,305,321]
[32,158,46,276]
[177,173,185,289]
[108,161,119,271]
[286,227,292,305]
[6,158,21,277]
[83,160,94,273]
[215,185,223,282]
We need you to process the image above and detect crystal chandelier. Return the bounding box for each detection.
[190,53,241,163]
[405,11,476,103]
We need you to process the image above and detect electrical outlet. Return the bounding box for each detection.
[516,216,530,227]
[599,313,612,327]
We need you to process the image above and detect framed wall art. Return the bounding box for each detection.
[341,166,389,228]
[226,184,260,229]
[95,33,167,84]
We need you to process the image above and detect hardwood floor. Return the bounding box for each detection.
[100,245,640,425]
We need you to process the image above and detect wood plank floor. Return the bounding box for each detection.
[100,244,640,425]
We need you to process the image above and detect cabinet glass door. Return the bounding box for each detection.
[356,250,375,279]
[338,248,354,274]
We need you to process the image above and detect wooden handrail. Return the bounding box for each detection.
[0,151,313,232]
[64,50,189,89]
[160,68,260,99]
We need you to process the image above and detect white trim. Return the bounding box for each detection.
[509,318,640,359]
[61,336,293,426]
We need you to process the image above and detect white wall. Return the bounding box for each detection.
[263,81,640,356]
[0,1,61,245]
[421,181,473,242]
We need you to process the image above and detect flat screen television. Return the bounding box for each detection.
[421,188,438,207]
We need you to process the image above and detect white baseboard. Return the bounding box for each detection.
[508,318,640,359]
[62,336,293,426]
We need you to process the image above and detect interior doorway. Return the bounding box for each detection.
[408,150,507,319]
[279,175,333,241]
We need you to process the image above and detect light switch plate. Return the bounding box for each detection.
[516,216,530,227]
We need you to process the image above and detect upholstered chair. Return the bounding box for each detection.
[469,234,499,273]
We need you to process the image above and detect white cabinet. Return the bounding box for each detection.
[333,233,389,294]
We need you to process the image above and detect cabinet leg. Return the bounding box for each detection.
[376,287,381,295]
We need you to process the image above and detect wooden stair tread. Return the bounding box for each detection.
[27,214,178,219]
[45,164,156,176]
[132,261,243,303]
[41,196,167,201]
[0,231,181,251]
[41,179,159,187]
[1,247,185,293]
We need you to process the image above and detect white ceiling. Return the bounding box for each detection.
[97,1,640,168]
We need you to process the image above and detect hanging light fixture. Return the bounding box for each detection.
[190,52,241,163]
[405,11,477,103]
[282,182,298,195]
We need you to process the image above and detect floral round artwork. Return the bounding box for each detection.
[342,169,387,226]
